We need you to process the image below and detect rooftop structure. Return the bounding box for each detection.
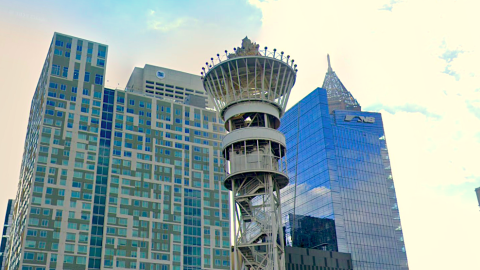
[285,246,353,270]
[202,37,297,270]
[322,55,361,113]
[126,64,213,108]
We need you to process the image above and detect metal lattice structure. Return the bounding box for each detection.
[322,54,361,112]
[201,37,297,270]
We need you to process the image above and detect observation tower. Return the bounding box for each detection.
[201,37,297,270]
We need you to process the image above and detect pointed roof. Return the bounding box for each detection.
[322,54,361,112]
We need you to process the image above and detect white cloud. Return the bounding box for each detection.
[379,0,401,11]
[146,10,198,33]
[248,0,480,269]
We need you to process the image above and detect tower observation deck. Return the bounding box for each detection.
[201,37,297,270]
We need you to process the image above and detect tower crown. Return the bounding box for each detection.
[322,54,361,113]
[201,38,297,119]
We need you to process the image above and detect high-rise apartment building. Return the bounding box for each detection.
[279,58,408,270]
[0,200,14,270]
[5,33,230,270]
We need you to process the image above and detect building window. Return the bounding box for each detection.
[62,67,68,77]
[97,59,105,67]
[84,72,90,82]
[98,47,106,58]
[51,65,60,76]
[95,74,103,85]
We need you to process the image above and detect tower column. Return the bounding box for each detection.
[202,38,297,270]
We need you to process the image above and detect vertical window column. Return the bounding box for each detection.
[183,189,202,270]
[88,89,114,269]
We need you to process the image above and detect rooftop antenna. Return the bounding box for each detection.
[327,54,333,73]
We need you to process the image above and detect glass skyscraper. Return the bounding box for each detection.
[4,33,230,270]
[280,58,408,270]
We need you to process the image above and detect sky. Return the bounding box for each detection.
[0,0,479,269]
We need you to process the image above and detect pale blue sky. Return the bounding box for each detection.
[1,0,479,269]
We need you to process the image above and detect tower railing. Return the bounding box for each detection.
[204,49,297,72]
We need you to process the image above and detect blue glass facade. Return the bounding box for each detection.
[280,89,347,253]
[280,88,408,270]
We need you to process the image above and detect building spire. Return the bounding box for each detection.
[327,54,332,73]
[322,55,361,113]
